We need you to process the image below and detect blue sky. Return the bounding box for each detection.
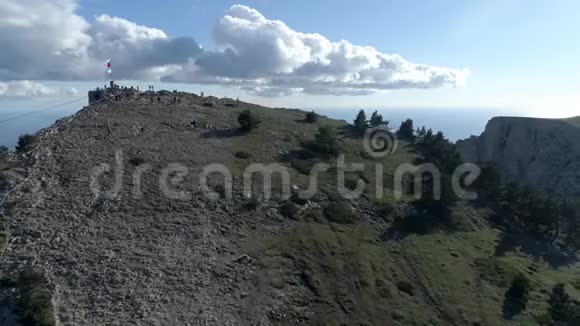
[1,0,580,117]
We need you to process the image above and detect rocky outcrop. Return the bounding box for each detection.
[456,116,580,198]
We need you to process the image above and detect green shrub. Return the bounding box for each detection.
[370,110,384,127]
[235,151,252,159]
[290,192,309,206]
[353,110,368,135]
[344,175,363,191]
[243,196,260,210]
[0,173,8,191]
[280,201,300,219]
[375,198,396,220]
[303,126,340,157]
[323,201,355,224]
[305,111,318,123]
[397,119,415,140]
[129,157,145,166]
[16,270,56,326]
[0,146,9,158]
[502,275,531,320]
[16,134,37,153]
[303,209,323,222]
[238,110,261,132]
[546,283,577,324]
[396,280,415,296]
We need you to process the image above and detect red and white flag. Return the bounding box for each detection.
[106,59,112,75]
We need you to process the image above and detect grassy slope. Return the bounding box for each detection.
[228,108,580,325]
[253,223,580,325]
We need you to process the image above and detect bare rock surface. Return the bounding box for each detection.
[0,91,308,325]
[456,116,580,198]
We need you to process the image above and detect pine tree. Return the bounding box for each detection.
[397,119,415,140]
[416,126,427,139]
[238,110,261,132]
[369,110,384,127]
[305,111,318,123]
[16,134,36,153]
[305,126,339,157]
[474,163,502,200]
[353,110,368,135]
[502,275,531,319]
[548,283,573,324]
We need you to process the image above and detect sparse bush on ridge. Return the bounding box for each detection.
[243,196,260,210]
[502,275,531,320]
[375,197,396,220]
[280,201,300,219]
[323,201,355,224]
[305,111,318,123]
[129,156,146,166]
[302,126,340,157]
[344,175,362,191]
[238,110,261,132]
[16,134,37,153]
[290,192,309,206]
[396,280,415,296]
[235,151,251,159]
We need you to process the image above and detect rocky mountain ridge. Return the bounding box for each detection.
[457,116,580,199]
[1,90,578,325]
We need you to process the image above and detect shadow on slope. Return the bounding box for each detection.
[494,230,577,268]
[201,128,242,139]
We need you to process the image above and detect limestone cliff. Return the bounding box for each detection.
[456,116,580,198]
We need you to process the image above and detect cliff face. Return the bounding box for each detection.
[456,116,580,198]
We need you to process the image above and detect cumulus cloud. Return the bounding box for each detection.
[186,5,469,95]
[0,0,201,81]
[0,1,469,96]
[88,15,202,80]
[0,0,91,80]
[0,81,77,97]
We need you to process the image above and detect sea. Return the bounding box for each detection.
[0,102,514,148]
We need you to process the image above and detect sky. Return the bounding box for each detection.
[1,0,580,122]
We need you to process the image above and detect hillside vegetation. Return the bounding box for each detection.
[0,90,578,325]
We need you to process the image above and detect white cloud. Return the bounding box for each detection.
[0,81,76,97]
[0,1,469,97]
[240,86,304,97]
[0,0,201,81]
[0,0,91,80]
[172,5,470,95]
